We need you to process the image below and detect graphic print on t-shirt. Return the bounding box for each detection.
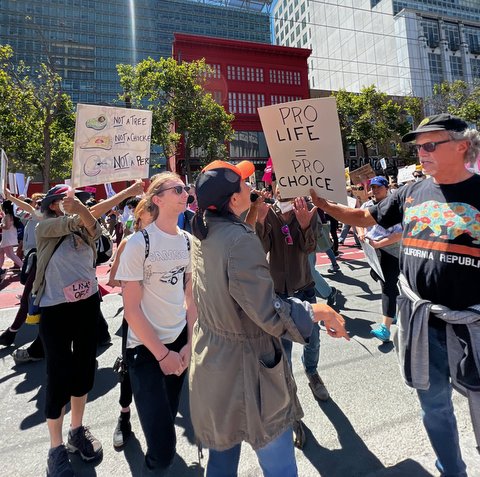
[403,198,480,266]
[144,263,187,285]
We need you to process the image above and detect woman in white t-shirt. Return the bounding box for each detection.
[116,172,197,475]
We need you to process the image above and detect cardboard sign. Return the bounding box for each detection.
[361,240,385,282]
[1,149,8,197]
[72,104,152,188]
[258,98,347,204]
[349,164,375,186]
[397,164,416,184]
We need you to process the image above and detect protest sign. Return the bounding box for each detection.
[15,173,25,196]
[8,173,17,194]
[258,97,347,204]
[397,164,416,184]
[0,149,7,197]
[361,240,385,282]
[104,183,116,198]
[72,104,152,188]
[349,164,375,186]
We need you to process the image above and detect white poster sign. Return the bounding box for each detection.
[362,240,385,282]
[15,173,25,195]
[8,173,17,194]
[104,183,116,198]
[397,165,416,184]
[24,177,31,196]
[258,98,347,204]
[72,104,152,188]
[1,150,8,197]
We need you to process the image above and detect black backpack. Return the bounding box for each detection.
[95,226,113,265]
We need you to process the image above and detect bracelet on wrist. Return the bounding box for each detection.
[158,349,170,362]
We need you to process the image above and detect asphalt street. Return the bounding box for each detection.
[0,259,478,477]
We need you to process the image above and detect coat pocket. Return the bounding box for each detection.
[258,348,290,423]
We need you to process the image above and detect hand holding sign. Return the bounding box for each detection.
[62,187,83,215]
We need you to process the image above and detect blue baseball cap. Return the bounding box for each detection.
[369,176,388,187]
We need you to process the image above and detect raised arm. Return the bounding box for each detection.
[310,189,376,228]
[5,189,35,215]
[90,180,144,219]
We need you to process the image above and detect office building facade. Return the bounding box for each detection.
[273,0,480,97]
[0,0,271,104]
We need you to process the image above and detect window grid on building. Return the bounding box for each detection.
[269,69,301,86]
[449,55,464,81]
[445,23,461,51]
[471,58,480,79]
[228,92,265,114]
[428,52,443,90]
[208,64,221,79]
[270,95,303,105]
[227,65,264,83]
[422,18,440,48]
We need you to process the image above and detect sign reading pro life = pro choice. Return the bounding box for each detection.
[72,104,152,188]
[258,97,348,205]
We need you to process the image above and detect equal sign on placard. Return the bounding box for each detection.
[295,149,307,157]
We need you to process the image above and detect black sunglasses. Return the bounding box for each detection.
[413,140,451,153]
[156,185,190,195]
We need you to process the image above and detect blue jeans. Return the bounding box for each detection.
[280,287,320,376]
[416,325,467,477]
[325,248,338,267]
[126,327,187,475]
[308,253,332,299]
[206,427,297,477]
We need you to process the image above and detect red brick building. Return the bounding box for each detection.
[172,33,311,183]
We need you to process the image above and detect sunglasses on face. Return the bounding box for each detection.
[280,224,293,246]
[413,139,451,153]
[156,185,190,195]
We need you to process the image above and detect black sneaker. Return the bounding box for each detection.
[0,329,16,347]
[46,444,75,477]
[66,426,102,462]
[113,413,132,449]
[327,287,337,307]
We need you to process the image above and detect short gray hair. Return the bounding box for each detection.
[449,128,480,165]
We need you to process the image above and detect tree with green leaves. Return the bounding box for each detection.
[333,85,419,161]
[117,57,234,180]
[428,80,480,125]
[0,45,75,191]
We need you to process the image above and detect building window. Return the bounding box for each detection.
[269,69,302,86]
[444,23,460,51]
[270,95,303,105]
[465,26,480,54]
[450,55,463,81]
[471,58,480,80]
[208,64,221,79]
[228,93,265,114]
[348,143,357,158]
[230,131,269,158]
[227,66,263,83]
[428,53,443,90]
[422,18,440,48]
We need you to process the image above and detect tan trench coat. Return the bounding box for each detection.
[189,215,313,451]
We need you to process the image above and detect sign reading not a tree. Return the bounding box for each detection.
[72,104,152,188]
[258,97,347,205]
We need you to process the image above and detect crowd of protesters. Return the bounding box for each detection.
[0,113,479,477]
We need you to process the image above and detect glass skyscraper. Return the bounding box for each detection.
[274,0,480,97]
[0,0,271,104]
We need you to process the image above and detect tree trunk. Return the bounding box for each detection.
[360,140,370,162]
[42,113,53,192]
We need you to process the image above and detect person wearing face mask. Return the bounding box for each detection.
[413,168,426,182]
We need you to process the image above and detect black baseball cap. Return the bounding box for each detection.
[402,114,468,142]
[195,160,255,211]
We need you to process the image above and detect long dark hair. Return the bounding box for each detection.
[192,204,242,241]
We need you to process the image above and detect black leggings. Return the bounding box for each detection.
[379,249,400,319]
[119,318,133,409]
[39,293,100,419]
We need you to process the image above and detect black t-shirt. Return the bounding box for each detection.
[369,175,480,310]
